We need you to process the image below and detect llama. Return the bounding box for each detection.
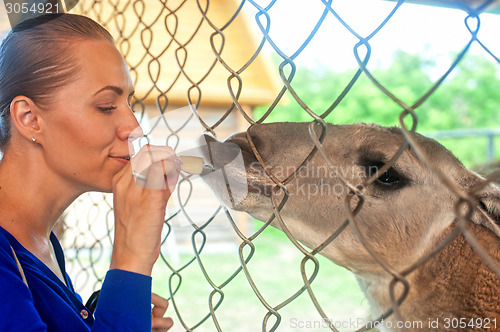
[200,122,500,331]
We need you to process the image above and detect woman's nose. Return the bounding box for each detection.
[117,110,143,141]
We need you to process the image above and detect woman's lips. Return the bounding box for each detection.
[110,156,131,164]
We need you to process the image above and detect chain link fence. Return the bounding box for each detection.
[54,0,500,331]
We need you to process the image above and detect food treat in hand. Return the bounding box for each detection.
[179,156,205,175]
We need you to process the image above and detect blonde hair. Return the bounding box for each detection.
[0,13,114,149]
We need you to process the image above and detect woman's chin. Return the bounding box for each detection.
[84,181,114,194]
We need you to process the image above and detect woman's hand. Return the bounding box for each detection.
[152,293,173,331]
[110,145,180,276]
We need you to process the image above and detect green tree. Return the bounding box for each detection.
[254,50,500,167]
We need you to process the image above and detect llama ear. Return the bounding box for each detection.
[473,184,500,237]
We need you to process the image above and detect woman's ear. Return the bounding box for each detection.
[10,96,41,144]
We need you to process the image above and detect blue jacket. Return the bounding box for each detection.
[0,226,152,331]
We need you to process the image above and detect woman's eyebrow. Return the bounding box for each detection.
[93,85,124,96]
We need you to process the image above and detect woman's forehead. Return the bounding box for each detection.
[72,39,132,91]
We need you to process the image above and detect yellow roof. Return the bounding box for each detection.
[75,0,281,107]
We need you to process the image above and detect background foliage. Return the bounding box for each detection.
[254,50,500,168]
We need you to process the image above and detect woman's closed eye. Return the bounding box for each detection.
[97,105,117,113]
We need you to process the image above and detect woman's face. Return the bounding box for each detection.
[39,39,139,193]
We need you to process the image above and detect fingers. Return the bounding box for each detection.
[152,293,169,316]
[131,145,178,175]
[131,145,181,191]
[152,293,173,331]
[109,145,180,275]
[152,317,173,331]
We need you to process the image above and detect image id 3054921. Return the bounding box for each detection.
[3,0,79,28]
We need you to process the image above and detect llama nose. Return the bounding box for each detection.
[225,132,254,155]
[199,134,246,170]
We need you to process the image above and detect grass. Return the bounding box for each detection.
[151,225,371,332]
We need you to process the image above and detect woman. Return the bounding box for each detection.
[0,13,179,331]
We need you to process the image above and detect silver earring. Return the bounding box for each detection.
[31,137,37,144]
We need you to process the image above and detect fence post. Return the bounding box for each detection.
[488,134,495,161]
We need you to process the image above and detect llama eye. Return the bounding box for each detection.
[377,169,400,185]
[367,161,404,188]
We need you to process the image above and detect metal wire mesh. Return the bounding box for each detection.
[57,0,500,331]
